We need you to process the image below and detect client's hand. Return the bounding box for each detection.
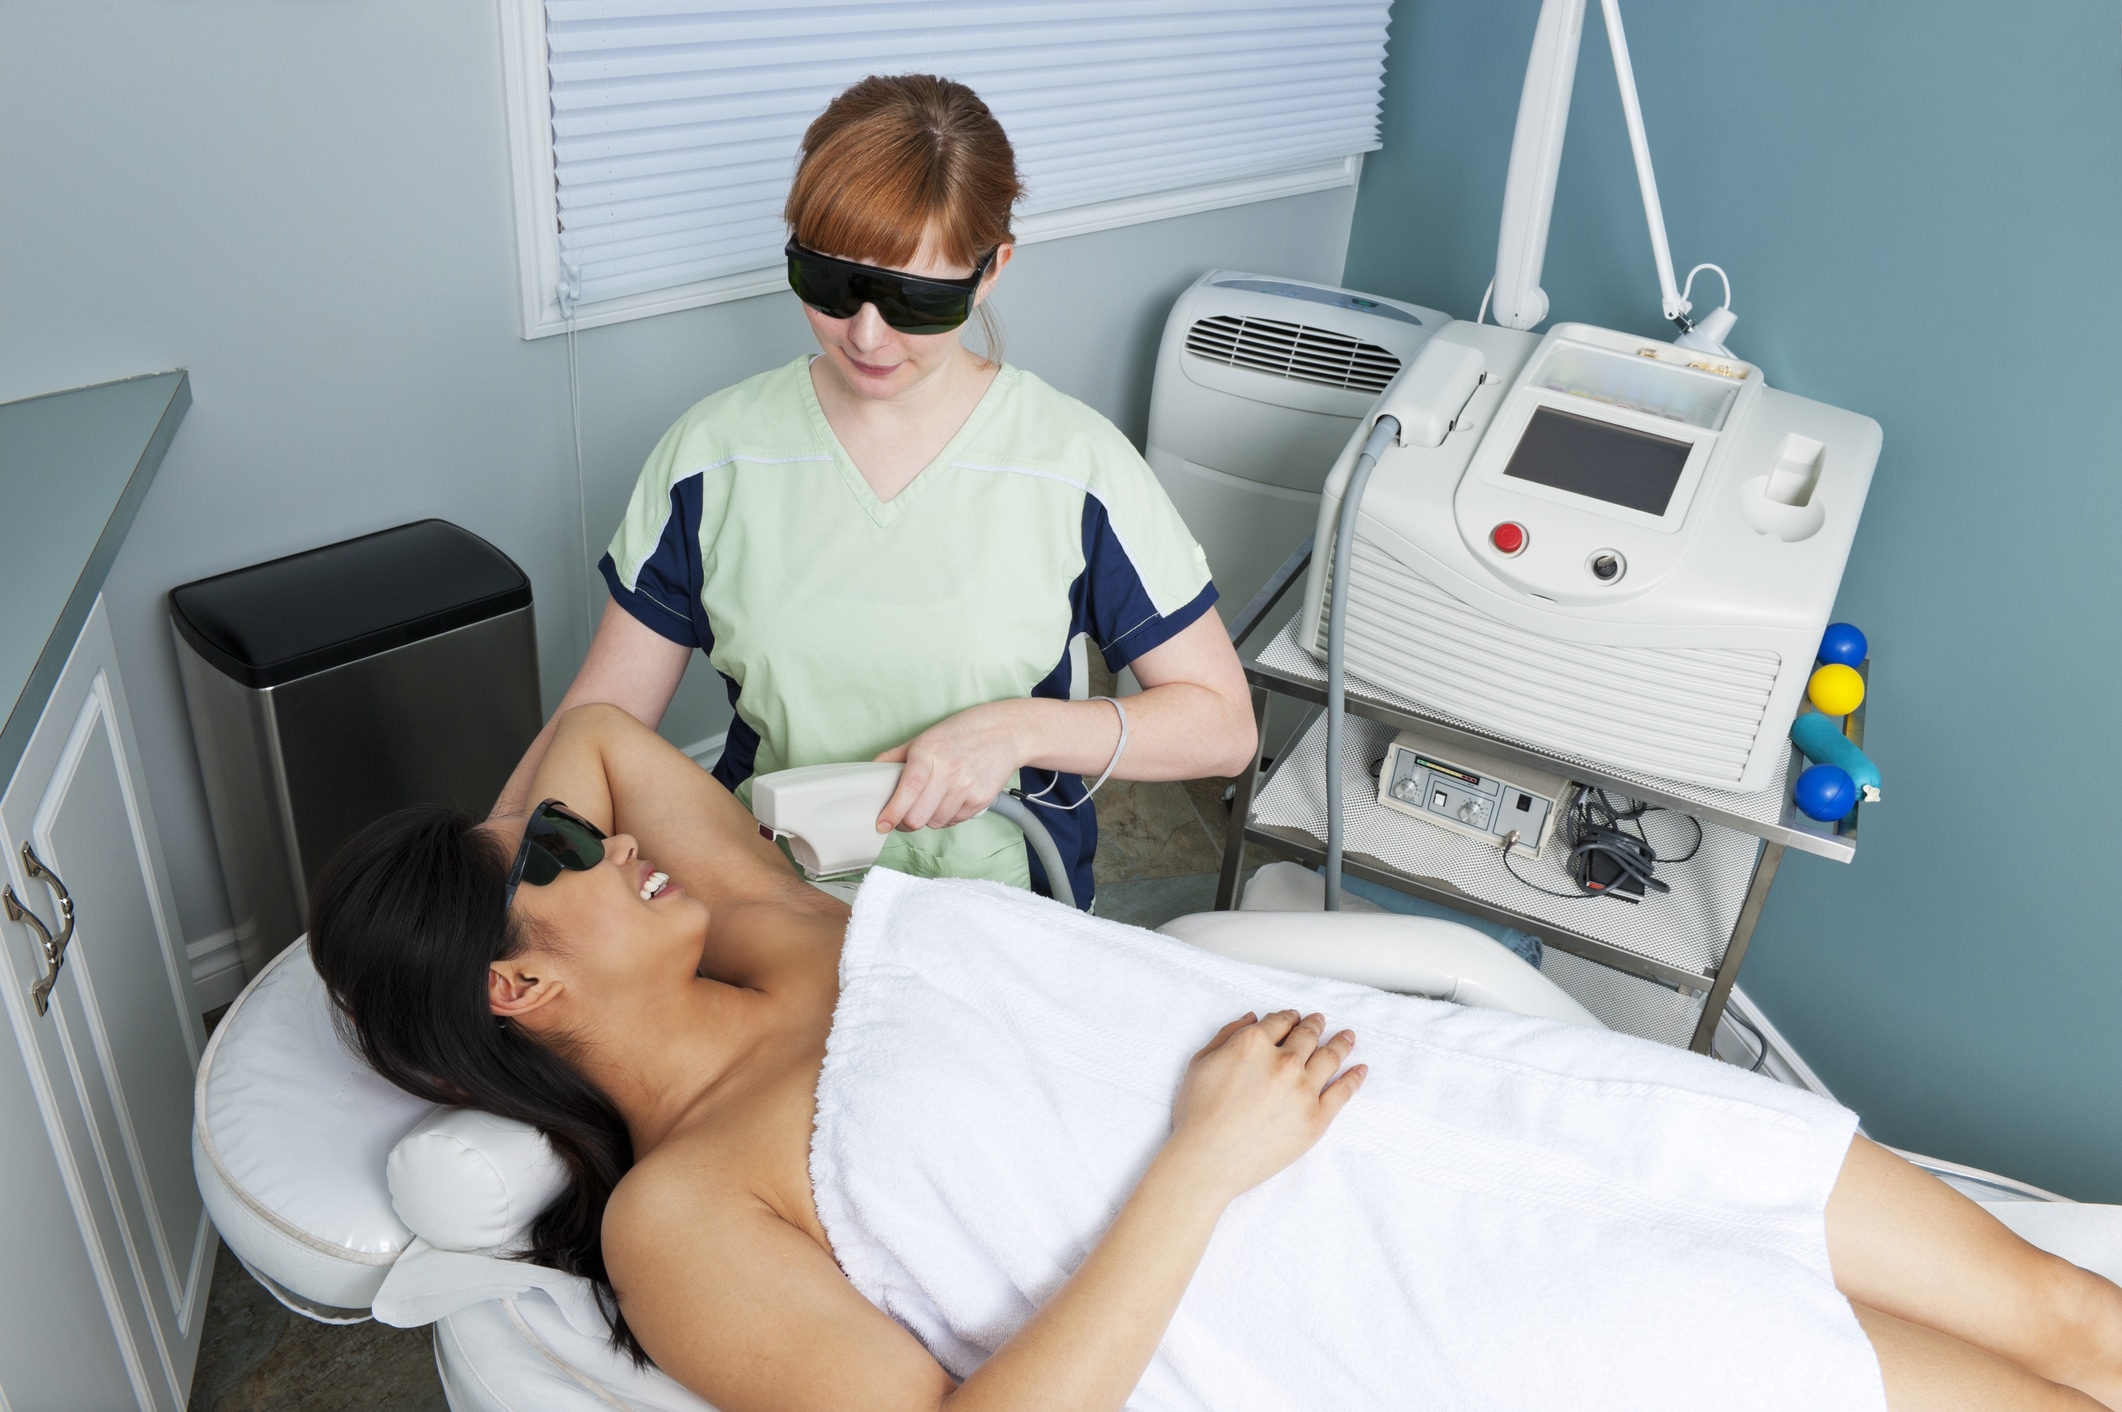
[1166,1010,1366,1202]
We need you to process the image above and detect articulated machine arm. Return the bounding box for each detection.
[1491,0,1734,353]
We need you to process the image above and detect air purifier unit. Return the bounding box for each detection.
[1146,272,1448,619]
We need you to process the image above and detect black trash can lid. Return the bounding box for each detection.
[170,519,533,689]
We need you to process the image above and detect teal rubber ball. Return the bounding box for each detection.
[1818,622,1867,666]
[1794,764,1858,822]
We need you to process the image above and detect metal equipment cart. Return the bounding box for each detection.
[1215,539,1864,1055]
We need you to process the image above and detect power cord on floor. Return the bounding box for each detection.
[1496,786,1703,904]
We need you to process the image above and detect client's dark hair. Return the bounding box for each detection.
[307,804,647,1364]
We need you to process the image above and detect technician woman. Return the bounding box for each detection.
[500,74,1255,908]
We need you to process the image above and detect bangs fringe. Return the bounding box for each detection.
[786,74,1020,273]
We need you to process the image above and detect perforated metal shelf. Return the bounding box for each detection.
[1250,621,1857,862]
[1248,711,1767,988]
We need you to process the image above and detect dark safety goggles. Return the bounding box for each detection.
[785,237,997,334]
[503,799,607,906]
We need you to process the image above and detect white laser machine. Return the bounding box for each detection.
[1303,0,1881,801]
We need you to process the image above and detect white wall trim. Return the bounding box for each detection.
[187,930,245,1014]
[495,0,1364,340]
[681,731,727,770]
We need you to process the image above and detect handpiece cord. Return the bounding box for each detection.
[1324,415,1402,910]
[1013,696,1129,811]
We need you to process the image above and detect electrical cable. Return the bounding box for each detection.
[1322,415,1403,910]
[1013,696,1129,812]
[566,315,595,649]
[1680,262,1732,314]
[988,792,1076,911]
[1496,786,1702,903]
[1724,1005,1771,1074]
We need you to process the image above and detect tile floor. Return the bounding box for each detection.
[186,769,1278,1410]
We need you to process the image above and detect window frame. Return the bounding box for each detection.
[496,0,1365,340]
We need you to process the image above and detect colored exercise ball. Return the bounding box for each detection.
[1794,764,1858,822]
[1807,662,1866,716]
[1818,622,1868,667]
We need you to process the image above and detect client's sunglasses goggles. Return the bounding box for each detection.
[785,238,996,334]
[504,799,606,906]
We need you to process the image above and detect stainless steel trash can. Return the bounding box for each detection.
[171,519,543,977]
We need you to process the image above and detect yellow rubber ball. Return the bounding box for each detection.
[1808,662,1865,717]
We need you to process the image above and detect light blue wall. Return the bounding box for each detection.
[1345,2,2122,1198]
[0,2,1358,956]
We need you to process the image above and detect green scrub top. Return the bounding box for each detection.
[600,357,1216,905]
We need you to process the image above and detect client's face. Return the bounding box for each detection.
[481,817,710,1020]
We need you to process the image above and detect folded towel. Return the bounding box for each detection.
[811,869,1885,1411]
[372,1238,609,1337]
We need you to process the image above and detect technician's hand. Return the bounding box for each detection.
[1164,1011,1366,1203]
[874,702,1025,833]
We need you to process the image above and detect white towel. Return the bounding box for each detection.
[811,869,1886,1411]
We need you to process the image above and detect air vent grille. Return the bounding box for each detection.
[1184,315,1401,394]
[1322,538,1784,789]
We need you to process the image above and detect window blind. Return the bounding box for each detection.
[544,1,1393,312]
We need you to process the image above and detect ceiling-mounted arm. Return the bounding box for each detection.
[1490,0,1585,331]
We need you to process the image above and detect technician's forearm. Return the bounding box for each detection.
[492,600,694,818]
[943,1147,1227,1412]
[493,711,564,819]
[1010,682,1256,783]
[493,678,636,818]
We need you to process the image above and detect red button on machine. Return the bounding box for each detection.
[1490,522,1527,555]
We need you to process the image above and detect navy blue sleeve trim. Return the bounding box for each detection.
[1102,581,1218,669]
[597,479,713,652]
[599,553,697,647]
[1076,496,1218,672]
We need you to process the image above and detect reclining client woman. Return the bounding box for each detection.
[312,704,2122,1411]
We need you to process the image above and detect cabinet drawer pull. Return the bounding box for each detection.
[4,843,75,1016]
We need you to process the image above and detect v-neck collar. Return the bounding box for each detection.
[799,357,1017,528]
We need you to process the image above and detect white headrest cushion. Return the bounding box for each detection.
[385,1108,568,1253]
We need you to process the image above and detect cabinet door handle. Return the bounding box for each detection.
[4,843,75,1016]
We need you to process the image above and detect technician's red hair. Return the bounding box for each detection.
[785,74,1022,274]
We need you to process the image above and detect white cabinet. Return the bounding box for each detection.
[0,597,211,1410]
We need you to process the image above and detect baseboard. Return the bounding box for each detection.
[187,929,247,1013]
[682,731,726,769]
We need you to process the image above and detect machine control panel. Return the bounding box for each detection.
[1375,729,1567,859]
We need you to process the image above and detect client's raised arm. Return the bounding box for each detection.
[508,702,844,986]
[606,1008,1367,1412]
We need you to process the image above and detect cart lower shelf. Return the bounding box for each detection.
[1243,708,1779,1050]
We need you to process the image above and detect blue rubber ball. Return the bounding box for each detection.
[1818,622,1867,666]
[1794,764,1858,822]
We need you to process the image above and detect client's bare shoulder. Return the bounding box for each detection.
[600,992,859,1403]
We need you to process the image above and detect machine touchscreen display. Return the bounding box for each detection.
[1502,406,1693,516]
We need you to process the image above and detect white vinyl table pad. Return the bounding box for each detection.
[1250,710,1758,978]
